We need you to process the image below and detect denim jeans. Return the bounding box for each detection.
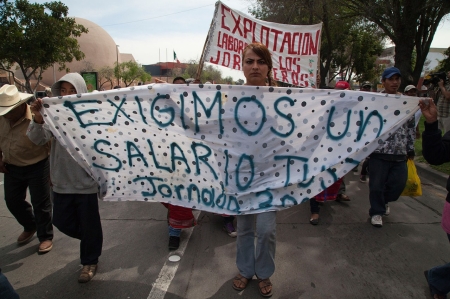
[53,192,103,265]
[338,179,346,194]
[168,225,181,237]
[368,157,407,216]
[427,234,450,296]
[4,158,53,241]
[0,270,19,299]
[236,212,276,279]
[360,158,369,176]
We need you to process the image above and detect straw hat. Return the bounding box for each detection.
[0,85,33,116]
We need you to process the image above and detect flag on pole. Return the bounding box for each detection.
[173,51,180,63]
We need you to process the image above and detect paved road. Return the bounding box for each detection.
[0,167,449,299]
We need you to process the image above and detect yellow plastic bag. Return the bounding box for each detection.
[401,159,422,196]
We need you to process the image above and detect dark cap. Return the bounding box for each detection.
[382,67,401,79]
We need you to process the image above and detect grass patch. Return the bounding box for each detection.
[415,115,450,175]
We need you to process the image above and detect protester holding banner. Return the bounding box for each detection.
[333,81,352,201]
[419,97,450,299]
[368,67,416,227]
[162,76,197,250]
[0,84,53,253]
[28,73,103,283]
[232,42,276,297]
[359,81,373,183]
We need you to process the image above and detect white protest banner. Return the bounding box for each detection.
[203,1,322,87]
[40,84,418,215]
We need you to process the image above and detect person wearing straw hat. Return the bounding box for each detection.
[0,84,53,253]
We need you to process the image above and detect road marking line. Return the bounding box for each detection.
[0,181,3,185]
[147,210,200,299]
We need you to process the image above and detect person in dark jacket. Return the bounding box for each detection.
[420,97,450,299]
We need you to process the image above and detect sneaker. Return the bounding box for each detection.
[384,204,390,216]
[17,229,36,244]
[78,264,97,283]
[223,222,237,238]
[371,215,383,227]
[360,175,367,183]
[38,240,53,253]
[168,236,180,250]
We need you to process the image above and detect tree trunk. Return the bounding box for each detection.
[393,41,415,88]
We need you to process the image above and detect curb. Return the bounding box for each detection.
[414,158,448,188]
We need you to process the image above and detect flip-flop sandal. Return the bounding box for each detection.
[233,274,251,291]
[309,214,319,225]
[258,278,273,297]
[336,194,351,201]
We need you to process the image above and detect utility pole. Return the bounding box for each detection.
[116,45,120,86]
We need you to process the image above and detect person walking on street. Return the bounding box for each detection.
[436,71,450,133]
[232,42,276,297]
[28,73,103,283]
[0,84,53,253]
[419,97,450,299]
[368,67,416,227]
[359,81,373,183]
[334,80,351,201]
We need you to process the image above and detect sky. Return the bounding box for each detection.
[33,0,450,81]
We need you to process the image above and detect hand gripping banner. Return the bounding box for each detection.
[39,84,418,214]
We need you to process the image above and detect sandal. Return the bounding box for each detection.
[309,213,319,225]
[336,194,350,201]
[258,278,273,297]
[233,273,251,291]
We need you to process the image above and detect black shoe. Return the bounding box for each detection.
[168,236,180,250]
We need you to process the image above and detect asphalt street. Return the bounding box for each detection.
[0,163,449,299]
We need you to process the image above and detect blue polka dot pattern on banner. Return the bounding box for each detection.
[40,85,420,214]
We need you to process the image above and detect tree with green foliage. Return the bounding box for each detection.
[97,65,115,90]
[344,0,450,88]
[181,60,232,83]
[0,0,88,93]
[434,47,450,73]
[333,23,384,83]
[114,61,152,87]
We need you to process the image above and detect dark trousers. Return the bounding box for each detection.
[338,179,346,194]
[0,269,19,299]
[368,157,407,216]
[4,158,53,241]
[361,158,369,176]
[310,198,320,214]
[53,192,103,265]
[427,234,450,296]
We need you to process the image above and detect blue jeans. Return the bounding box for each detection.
[168,225,181,237]
[236,212,276,279]
[427,234,450,296]
[52,192,103,265]
[0,270,19,299]
[368,158,407,216]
